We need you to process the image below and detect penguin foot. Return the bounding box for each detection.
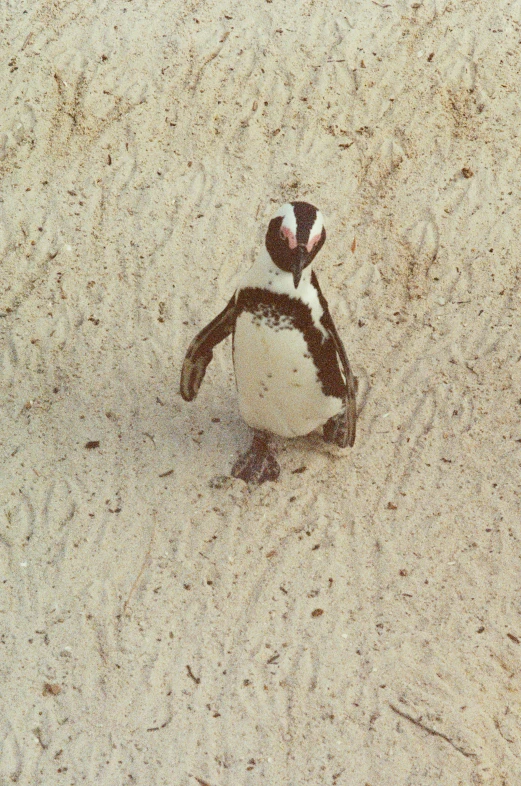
[323,410,349,448]
[231,433,280,484]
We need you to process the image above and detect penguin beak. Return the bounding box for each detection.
[292,245,309,288]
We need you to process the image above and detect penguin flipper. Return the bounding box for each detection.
[323,386,357,448]
[322,364,357,448]
[180,295,237,402]
[311,272,357,447]
[321,320,357,448]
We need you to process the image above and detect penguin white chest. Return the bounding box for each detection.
[233,311,343,438]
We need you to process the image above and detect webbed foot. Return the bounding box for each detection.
[231,432,280,484]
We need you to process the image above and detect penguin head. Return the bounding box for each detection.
[265,201,326,288]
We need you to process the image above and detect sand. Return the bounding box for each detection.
[1,0,521,784]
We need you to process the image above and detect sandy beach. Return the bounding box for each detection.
[1,0,521,783]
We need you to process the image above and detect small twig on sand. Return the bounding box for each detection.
[186,665,201,684]
[123,511,157,615]
[389,703,476,759]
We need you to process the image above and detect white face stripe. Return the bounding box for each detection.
[275,203,298,238]
[308,212,323,240]
[306,212,324,251]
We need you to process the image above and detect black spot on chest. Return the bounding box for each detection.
[247,300,294,331]
[234,287,346,399]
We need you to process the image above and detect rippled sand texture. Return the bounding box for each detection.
[1,0,521,784]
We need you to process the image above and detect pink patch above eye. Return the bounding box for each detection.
[281,225,297,249]
[306,232,322,252]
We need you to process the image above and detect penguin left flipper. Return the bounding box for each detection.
[311,272,357,448]
[180,295,237,402]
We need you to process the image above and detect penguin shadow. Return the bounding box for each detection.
[176,390,247,472]
[271,430,351,483]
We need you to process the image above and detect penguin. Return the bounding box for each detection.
[180,201,357,483]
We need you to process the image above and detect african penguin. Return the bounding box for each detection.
[180,201,357,483]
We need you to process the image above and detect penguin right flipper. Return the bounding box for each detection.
[322,353,357,449]
[180,295,237,402]
[311,272,357,448]
[323,375,358,448]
